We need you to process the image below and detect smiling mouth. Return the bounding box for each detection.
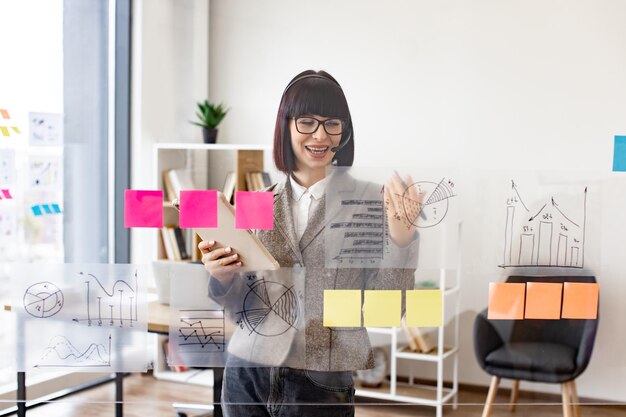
[305,145,329,155]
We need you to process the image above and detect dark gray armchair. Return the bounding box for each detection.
[473,276,599,417]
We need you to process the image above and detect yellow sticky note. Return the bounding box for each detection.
[406,290,443,327]
[323,290,361,327]
[363,290,402,327]
[0,127,9,137]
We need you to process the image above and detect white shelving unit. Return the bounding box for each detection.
[357,221,462,417]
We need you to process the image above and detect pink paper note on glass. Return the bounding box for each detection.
[179,190,218,228]
[124,189,163,228]
[235,191,274,230]
[1,189,11,199]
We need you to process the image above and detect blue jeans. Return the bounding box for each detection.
[222,366,355,417]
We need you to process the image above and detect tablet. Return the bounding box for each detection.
[173,192,279,272]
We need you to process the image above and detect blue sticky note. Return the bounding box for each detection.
[613,136,626,172]
[42,204,52,214]
[31,206,42,216]
[52,204,61,214]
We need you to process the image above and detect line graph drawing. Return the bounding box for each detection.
[236,276,300,337]
[500,180,587,268]
[23,282,64,318]
[176,309,225,353]
[35,334,111,368]
[71,270,139,327]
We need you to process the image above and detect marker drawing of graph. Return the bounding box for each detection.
[330,199,386,263]
[177,309,225,353]
[237,278,300,337]
[500,180,587,268]
[23,282,64,318]
[72,270,139,327]
[36,334,111,368]
[400,178,456,229]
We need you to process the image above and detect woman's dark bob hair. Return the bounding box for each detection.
[273,70,354,173]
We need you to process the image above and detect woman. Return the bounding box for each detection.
[200,70,418,417]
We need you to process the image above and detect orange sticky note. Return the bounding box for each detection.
[488,283,526,320]
[405,289,443,327]
[525,282,562,319]
[0,109,9,119]
[363,290,402,327]
[323,290,361,327]
[562,282,599,319]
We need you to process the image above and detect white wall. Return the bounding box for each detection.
[131,0,209,264]
[208,0,626,401]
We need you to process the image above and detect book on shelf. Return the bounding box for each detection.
[160,226,177,260]
[222,171,236,203]
[261,172,272,187]
[173,227,189,260]
[244,171,271,191]
[162,168,196,202]
[161,225,189,261]
[401,323,436,353]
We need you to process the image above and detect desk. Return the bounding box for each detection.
[3,303,223,417]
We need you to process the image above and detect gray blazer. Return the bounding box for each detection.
[210,172,418,371]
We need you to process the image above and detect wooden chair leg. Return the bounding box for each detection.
[562,383,573,417]
[482,376,500,417]
[510,379,519,412]
[569,380,581,417]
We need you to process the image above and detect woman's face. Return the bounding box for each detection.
[289,114,342,174]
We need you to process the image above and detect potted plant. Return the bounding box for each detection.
[192,99,228,143]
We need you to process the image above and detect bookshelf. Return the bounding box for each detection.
[153,143,276,261]
[151,142,276,383]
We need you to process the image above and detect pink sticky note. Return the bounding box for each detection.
[179,190,218,228]
[235,191,274,230]
[124,189,163,228]
[1,189,11,199]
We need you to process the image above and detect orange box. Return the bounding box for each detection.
[562,282,599,319]
[488,283,526,320]
[524,282,563,319]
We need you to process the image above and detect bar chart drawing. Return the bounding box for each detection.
[500,180,587,269]
[72,270,139,327]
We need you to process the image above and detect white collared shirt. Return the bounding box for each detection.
[290,176,328,242]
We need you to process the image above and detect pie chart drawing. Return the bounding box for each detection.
[23,282,64,318]
[239,279,299,337]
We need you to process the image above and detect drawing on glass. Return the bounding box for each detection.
[236,274,300,337]
[29,112,63,146]
[23,282,64,318]
[0,149,16,184]
[330,197,388,263]
[329,176,456,266]
[397,178,456,229]
[500,180,587,268]
[28,156,62,188]
[71,270,139,327]
[35,334,111,368]
[177,309,226,353]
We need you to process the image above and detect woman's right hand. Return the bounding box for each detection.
[198,240,242,286]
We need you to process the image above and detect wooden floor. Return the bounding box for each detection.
[13,373,626,417]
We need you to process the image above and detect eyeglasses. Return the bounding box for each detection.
[292,116,344,135]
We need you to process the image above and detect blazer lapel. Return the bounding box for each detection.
[273,178,304,264]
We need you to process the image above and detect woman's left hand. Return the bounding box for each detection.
[384,172,420,247]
